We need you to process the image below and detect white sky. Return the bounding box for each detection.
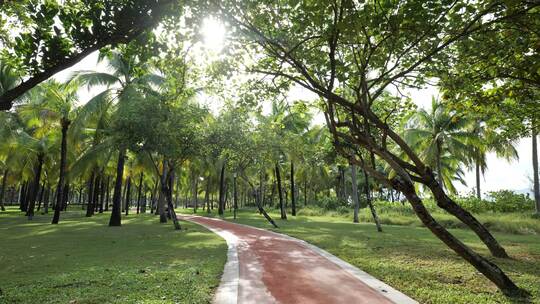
[47,19,535,197]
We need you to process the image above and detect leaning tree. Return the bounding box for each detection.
[211,0,538,295]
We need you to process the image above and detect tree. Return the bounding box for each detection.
[0,0,179,110]
[215,0,536,294]
[403,97,473,193]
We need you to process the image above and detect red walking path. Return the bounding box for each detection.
[180,215,417,304]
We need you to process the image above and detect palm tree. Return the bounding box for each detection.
[469,120,518,199]
[72,50,163,226]
[404,97,473,193]
[19,80,79,223]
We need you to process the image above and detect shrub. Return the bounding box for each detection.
[486,190,535,212]
[316,196,349,210]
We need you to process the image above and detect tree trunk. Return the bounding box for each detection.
[62,181,69,211]
[99,176,105,213]
[233,174,238,219]
[27,154,44,219]
[105,176,110,211]
[108,149,125,227]
[125,175,131,216]
[276,163,286,219]
[350,162,360,223]
[0,168,8,211]
[36,184,44,211]
[436,140,444,190]
[290,161,296,216]
[43,186,50,214]
[193,174,199,213]
[158,160,169,223]
[218,162,225,216]
[394,179,521,296]
[52,118,70,224]
[205,177,211,214]
[475,159,481,200]
[532,123,540,214]
[425,173,510,258]
[136,173,143,214]
[166,165,181,230]
[363,170,382,232]
[86,170,96,217]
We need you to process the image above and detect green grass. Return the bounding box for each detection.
[297,204,540,235]
[182,207,540,304]
[0,207,227,304]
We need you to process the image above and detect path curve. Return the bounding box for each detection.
[180,215,417,304]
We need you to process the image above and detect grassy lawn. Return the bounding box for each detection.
[0,207,227,304]
[181,207,540,304]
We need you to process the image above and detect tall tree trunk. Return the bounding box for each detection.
[158,160,169,223]
[218,162,225,216]
[436,140,444,190]
[394,179,520,296]
[27,153,44,219]
[125,175,131,216]
[475,159,481,200]
[0,168,8,211]
[276,163,286,219]
[166,165,181,230]
[105,176,110,212]
[62,182,69,211]
[108,149,125,227]
[304,179,307,206]
[350,162,360,223]
[363,170,382,232]
[193,174,199,213]
[43,186,50,214]
[52,118,70,224]
[532,122,540,214]
[99,176,105,213]
[205,177,211,214]
[136,173,143,214]
[290,161,296,216]
[233,173,238,219]
[36,184,44,211]
[86,170,96,217]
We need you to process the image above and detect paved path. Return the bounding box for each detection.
[180,215,417,304]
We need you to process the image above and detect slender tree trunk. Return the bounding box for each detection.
[532,123,540,214]
[108,149,125,227]
[43,186,50,214]
[62,181,69,211]
[205,177,211,214]
[276,163,286,219]
[52,118,70,224]
[350,162,360,223]
[125,175,131,216]
[105,176,110,211]
[475,160,481,200]
[233,174,238,219]
[27,154,44,219]
[395,179,520,296]
[0,168,8,211]
[165,164,181,230]
[158,160,169,223]
[136,173,143,214]
[86,170,96,217]
[99,176,105,213]
[363,170,381,231]
[193,174,198,213]
[290,161,296,216]
[436,140,444,190]
[36,184,44,211]
[304,179,307,206]
[218,163,225,216]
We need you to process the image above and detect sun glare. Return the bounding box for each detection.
[201,17,226,52]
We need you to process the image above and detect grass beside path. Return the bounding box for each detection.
[0,207,227,304]
[180,207,540,304]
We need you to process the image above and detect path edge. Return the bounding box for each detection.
[181,215,239,304]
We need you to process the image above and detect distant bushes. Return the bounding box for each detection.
[454,190,535,213]
[288,189,539,235]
